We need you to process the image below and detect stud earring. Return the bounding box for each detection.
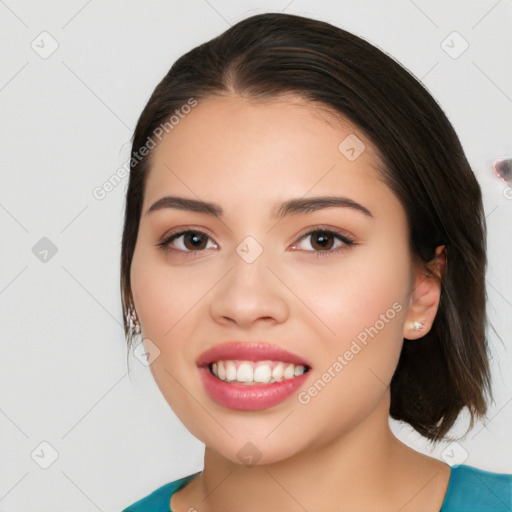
[129,308,141,335]
[411,320,424,332]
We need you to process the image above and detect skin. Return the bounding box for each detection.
[130,93,449,512]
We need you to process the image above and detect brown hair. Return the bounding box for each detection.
[120,12,491,441]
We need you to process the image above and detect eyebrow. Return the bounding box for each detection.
[145,195,373,219]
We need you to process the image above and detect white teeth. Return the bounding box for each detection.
[237,362,253,382]
[217,361,226,380]
[253,364,272,383]
[283,364,295,379]
[210,360,307,384]
[272,364,283,381]
[225,361,237,381]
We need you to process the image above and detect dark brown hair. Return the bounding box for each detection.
[120,12,491,441]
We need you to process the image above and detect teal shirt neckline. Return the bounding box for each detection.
[440,464,512,511]
[122,464,512,511]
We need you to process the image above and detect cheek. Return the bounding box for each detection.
[282,241,410,418]
[130,251,198,412]
[130,249,220,404]
[290,262,408,440]
[283,246,409,349]
[131,247,213,342]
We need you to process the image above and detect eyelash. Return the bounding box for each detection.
[156,227,356,258]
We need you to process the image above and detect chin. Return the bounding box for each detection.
[202,432,311,469]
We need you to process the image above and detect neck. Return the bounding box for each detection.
[193,396,423,512]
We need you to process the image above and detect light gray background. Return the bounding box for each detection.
[1,1,511,510]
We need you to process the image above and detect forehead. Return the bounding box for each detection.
[144,94,394,217]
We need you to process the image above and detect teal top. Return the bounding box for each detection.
[122,464,512,511]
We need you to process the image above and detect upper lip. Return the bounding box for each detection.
[196,341,311,368]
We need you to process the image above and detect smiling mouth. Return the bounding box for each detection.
[208,359,311,385]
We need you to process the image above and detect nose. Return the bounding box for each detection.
[209,253,289,329]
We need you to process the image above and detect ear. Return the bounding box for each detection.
[403,245,447,340]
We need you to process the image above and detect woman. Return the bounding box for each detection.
[121,12,511,511]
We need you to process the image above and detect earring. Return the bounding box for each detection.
[411,320,424,332]
[129,308,141,335]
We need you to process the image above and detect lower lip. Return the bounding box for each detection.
[198,366,310,410]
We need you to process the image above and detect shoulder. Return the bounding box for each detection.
[122,472,201,512]
[441,464,512,512]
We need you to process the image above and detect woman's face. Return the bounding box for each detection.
[130,94,417,464]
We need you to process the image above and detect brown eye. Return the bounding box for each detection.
[291,228,355,254]
[182,231,209,250]
[158,230,218,253]
[310,231,335,250]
